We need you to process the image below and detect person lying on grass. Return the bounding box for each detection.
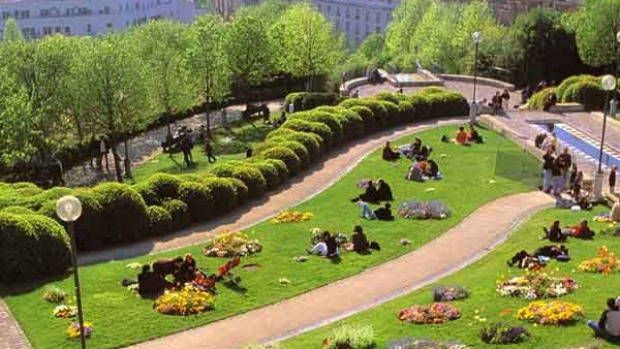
[382,141,400,162]
[587,298,620,342]
[570,219,595,239]
[307,231,339,258]
[507,245,569,269]
[374,203,394,221]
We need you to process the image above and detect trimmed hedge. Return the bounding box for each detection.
[230,160,281,190]
[147,173,183,202]
[281,119,334,148]
[201,177,238,214]
[316,106,365,140]
[146,206,173,236]
[262,159,290,182]
[349,106,376,132]
[284,92,341,112]
[161,199,192,231]
[557,75,599,101]
[374,91,406,104]
[2,206,37,215]
[178,182,214,222]
[259,146,302,176]
[135,184,160,206]
[562,80,605,111]
[407,94,431,119]
[232,167,267,199]
[227,178,249,204]
[398,101,415,123]
[269,133,322,162]
[339,99,389,127]
[377,100,400,126]
[528,88,557,110]
[427,92,469,117]
[0,212,71,282]
[289,111,344,143]
[93,182,148,244]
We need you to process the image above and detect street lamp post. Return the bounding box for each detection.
[56,196,86,349]
[471,31,482,103]
[597,75,617,173]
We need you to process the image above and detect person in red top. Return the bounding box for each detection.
[454,127,468,145]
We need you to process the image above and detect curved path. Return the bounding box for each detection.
[79,117,465,265]
[127,191,555,349]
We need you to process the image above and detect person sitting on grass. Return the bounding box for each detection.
[542,220,567,242]
[138,265,166,297]
[406,161,424,182]
[374,203,394,221]
[587,298,620,342]
[351,180,379,203]
[152,257,183,279]
[376,179,393,201]
[357,198,377,220]
[347,225,370,253]
[308,231,339,257]
[454,127,468,145]
[415,145,432,161]
[467,125,483,144]
[175,254,197,285]
[571,219,595,239]
[382,141,400,162]
[410,137,422,156]
[422,159,441,179]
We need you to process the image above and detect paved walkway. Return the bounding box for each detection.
[79,117,465,265]
[0,299,31,349]
[127,191,555,349]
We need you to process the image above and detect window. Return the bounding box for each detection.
[86,24,91,33]
[43,26,52,35]
[107,23,113,29]
[376,12,380,22]
[375,26,381,34]
[64,27,70,34]
[55,26,61,33]
[104,6,110,14]
[2,11,10,20]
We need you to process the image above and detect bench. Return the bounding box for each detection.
[548,103,585,113]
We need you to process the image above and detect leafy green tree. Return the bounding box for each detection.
[3,17,23,42]
[571,0,620,73]
[411,2,457,72]
[271,2,344,91]
[226,12,273,92]
[188,15,231,138]
[0,66,34,166]
[355,34,386,66]
[132,20,196,136]
[235,0,290,26]
[384,0,436,66]
[71,34,152,182]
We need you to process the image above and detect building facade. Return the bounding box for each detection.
[490,0,581,25]
[0,0,197,39]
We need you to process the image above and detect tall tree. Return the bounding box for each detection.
[571,0,620,74]
[384,0,436,66]
[271,2,344,91]
[411,2,457,72]
[188,15,231,139]
[71,34,152,182]
[0,66,34,166]
[3,17,23,43]
[235,0,290,27]
[226,12,273,93]
[132,20,196,136]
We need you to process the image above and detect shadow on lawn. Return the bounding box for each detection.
[76,118,453,267]
[0,272,72,297]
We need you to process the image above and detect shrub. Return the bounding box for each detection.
[284,92,340,111]
[398,100,415,123]
[557,75,599,101]
[377,100,400,126]
[339,99,388,127]
[2,206,37,215]
[161,199,192,231]
[317,106,365,140]
[93,182,148,243]
[348,106,376,133]
[226,178,249,204]
[269,132,323,162]
[30,187,74,210]
[178,182,214,222]
[426,92,469,117]
[210,163,236,178]
[323,324,375,349]
[244,161,281,190]
[262,159,289,182]
[289,111,344,143]
[201,177,238,214]
[265,127,297,140]
[259,146,302,176]
[374,91,406,104]
[134,184,160,206]
[528,88,557,110]
[408,94,431,119]
[146,206,173,236]
[562,80,605,110]
[0,212,71,282]
[281,119,334,148]
[147,173,184,202]
[480,323,530,344]
[418,86,451,95]
[231,167,267,199]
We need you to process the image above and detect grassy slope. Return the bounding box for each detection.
[3,126,539,349]
[282,206,620,349]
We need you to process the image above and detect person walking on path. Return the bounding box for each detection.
[557,148,572,190]
[542,149,555,193]
[610,166,617,194]
[204,139,216,163]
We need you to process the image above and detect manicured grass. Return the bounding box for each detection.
[131,121,274,183]
[3,126,539,349]
[282,206,620,349]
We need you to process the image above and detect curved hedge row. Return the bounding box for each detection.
[284,92,342,112]
[1,86,470,281]
[529,75,606,111]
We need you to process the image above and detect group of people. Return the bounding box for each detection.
[307,226,379,258]
[445,125,483,145]
[490,89,511,115]
[543,219,595,242]
[137,254,198,297]
[405,159,440,182]
[351,179,395,221]
[507,244,569,270]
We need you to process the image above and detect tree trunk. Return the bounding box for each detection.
[110,139,123,183]
[205,102,211,139]
[123,140,132,180]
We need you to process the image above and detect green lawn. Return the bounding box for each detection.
[2,126,540,349]
[282,206,620,349]
[131,121,274,183]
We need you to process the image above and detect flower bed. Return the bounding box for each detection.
[480,322,530,344]
[53,304,77,319]
[203,231,262,258]
[154,286,215,316]
[398,200,451,220]
[67,322,93,339]
[398,303,461,324]
[43,287,68,304]
[271,211,313,224]
[579,246,620,274]
[496,272,579,300]
[387,338,471,349]
[432,285,470,302]
[516,301,585,325]
[322,324,375,349]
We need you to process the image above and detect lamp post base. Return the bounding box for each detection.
[593,171,605,202]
